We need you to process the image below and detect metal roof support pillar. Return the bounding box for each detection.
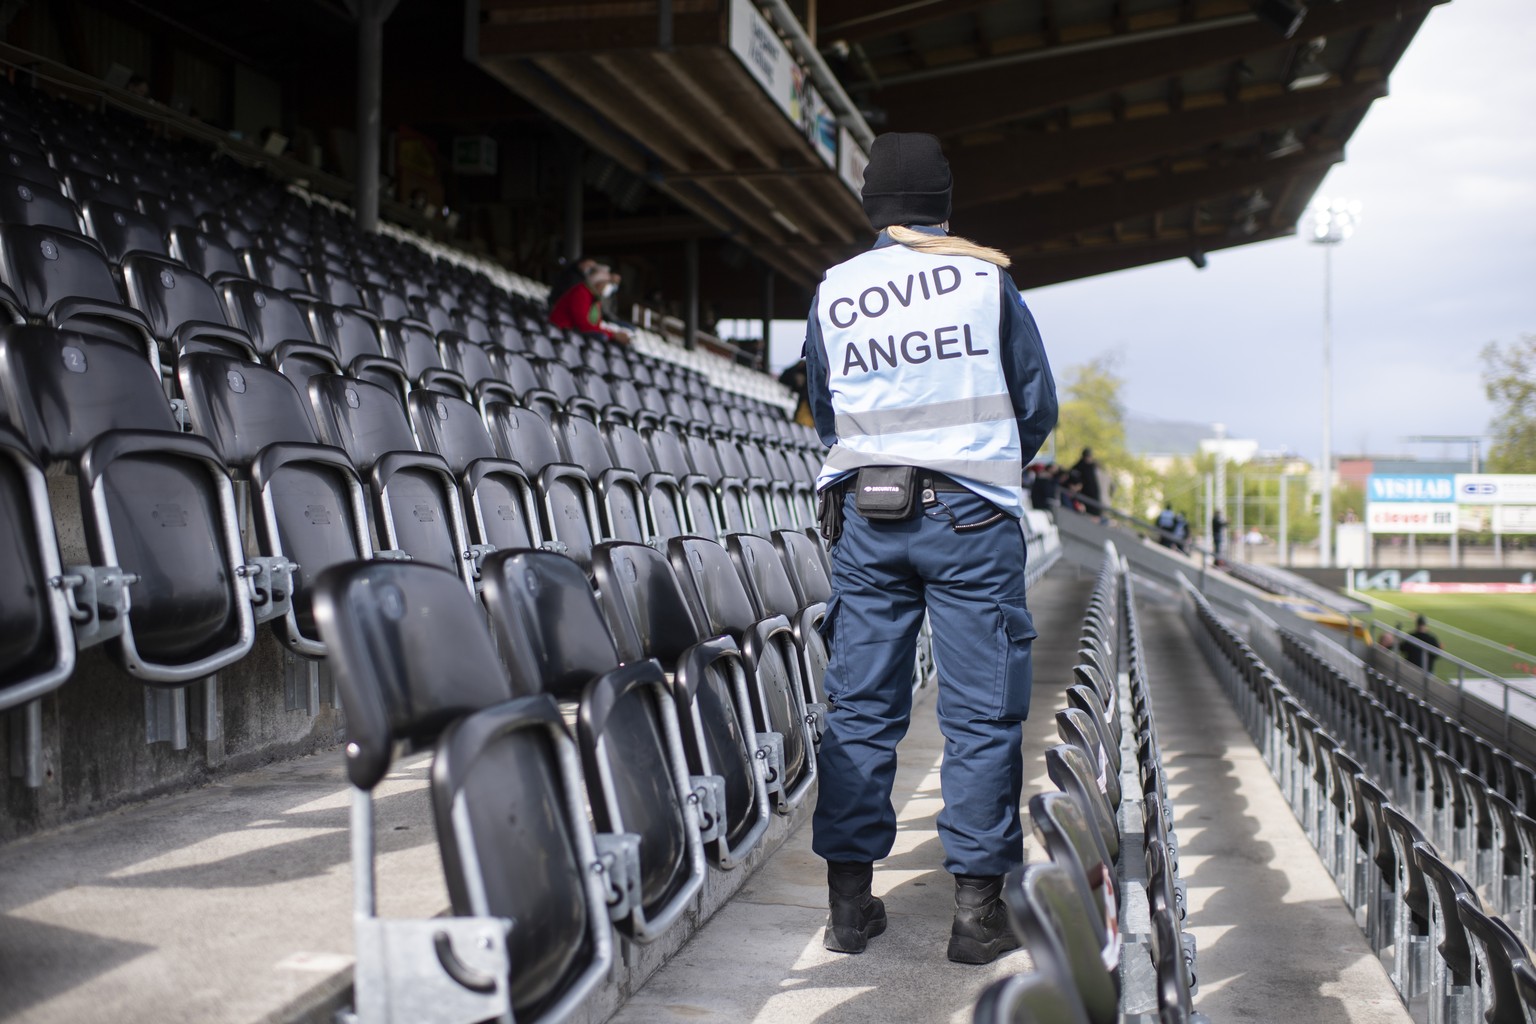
[760,263,774,371]
[350,0,399,234]
[684,238,699,350]
[563,148,584,262]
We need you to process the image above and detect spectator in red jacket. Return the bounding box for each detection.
[549,259,631,343]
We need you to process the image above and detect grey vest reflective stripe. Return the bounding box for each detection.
[814,244,1024,513]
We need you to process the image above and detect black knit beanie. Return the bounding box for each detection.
[860,132,952,231]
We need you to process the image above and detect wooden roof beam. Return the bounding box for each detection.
[948,81,1384,209]
[967,148,1341,248]
[1010,225,1295,290]
[872,0,1443,137]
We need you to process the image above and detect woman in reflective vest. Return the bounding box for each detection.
[803,132,1057,964]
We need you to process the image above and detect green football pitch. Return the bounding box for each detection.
[1357,589,1536,682]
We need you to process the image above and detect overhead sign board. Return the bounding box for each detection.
[728,0,837,169]
[1367,502,1457,535]
[1454,474,1536,505]
[1367,474,1455,503]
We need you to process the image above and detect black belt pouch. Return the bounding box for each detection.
[854,465,919,520]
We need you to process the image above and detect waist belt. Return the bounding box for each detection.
[920,472,971,493]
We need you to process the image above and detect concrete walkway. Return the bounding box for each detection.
[1134,581,1412,1024]
[0,749,444,1024]
[610,565,1097,1024]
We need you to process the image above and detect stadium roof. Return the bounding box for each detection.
[474,0,1446,301]
[30,0,1446,316]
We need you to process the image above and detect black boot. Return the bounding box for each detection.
[947,874,1019,964]
[824,861,887,954]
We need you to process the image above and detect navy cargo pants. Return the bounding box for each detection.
[811,488,1038,877]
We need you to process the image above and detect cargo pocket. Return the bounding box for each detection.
[993,600,1037,721]
[817,593,842,701]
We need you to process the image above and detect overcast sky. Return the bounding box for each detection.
[762,0,1535,464]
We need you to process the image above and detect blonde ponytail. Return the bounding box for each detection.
[886,224,1012,268]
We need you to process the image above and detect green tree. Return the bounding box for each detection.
[1483,335,1536,472]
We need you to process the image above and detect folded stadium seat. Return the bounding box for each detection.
[301,301,409,402]
[120,253,257,364]
[549,411,646,544]
[738,439,794,531]
[539,360,600,422]
[0,224,160,371]
[1456,893,1530,1024]
[606,375,642,417]
[0,422,77,776]
[726,532,828,722]
[481,402,600,569]
[360,284,413,323]
[1057,707,1122,810]
[314,560,614,1023]
[551,336,582,369]
[600,421,687,542]
[1458,767,1498,894]
[0,155,64,196]
[306,373,475,588]
[1415,841,1478,1023]
[1490,798,1533,940]
[437,331,518,412]
[579,342,611,378]
[1355,777,1401,953]
[772,527,831,607]
[664,388,695,427]
[627,356,653,386]
[378,319,451,382]
[1003,863,1120,1024]
[0,124,44,158]
[634,383,670,426]
[971,968,1091,1024]
[165,225,243,280]
[49,144,112,179]
[407,388,543,559]
[761,443,814,528]
[591,540,771,866]
[451,309,494,345]
[572,366,626,424]
[667,535,814,811]
[177,350,374,655]
[415,299,455,336]
[483,318,526,353]
[1029,790,1117,950]
[134,194,198,238]
[0,324,255,681]
[219,278,357,386]
[306,266,364,309]
[643,426,721,540]
[239,247,315,299]
[79,198,166,264]
[1046,744,1121,867]
[1148,881,1206,1024]
[197,213,254,251]
[682,431,752,535]
[1329,749,1369,903]
[479,548,707,941]
[60,170,134,210]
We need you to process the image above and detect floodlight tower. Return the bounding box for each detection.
[1307,195,1361,568]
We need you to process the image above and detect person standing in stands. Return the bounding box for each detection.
[1404,614,1442,674]
[1155,502,1177,547]
[548,257,631,344]
[1070,447,1103,518]
[778,358,815,427]
[804,132,1057,965]
[1211,508,1228,564]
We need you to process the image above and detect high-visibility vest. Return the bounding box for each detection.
[814,244,1024,514]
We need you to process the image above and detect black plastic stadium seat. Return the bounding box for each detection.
[307,373,474,587]
[0,224,158,369]
[668,535,814,810]
[644,426,721,540]
[591,540,771,868]
[971,967,1091,1024]
[178,352,372,655]
[726,532,828,714]
[479,548,706,940]
[79,198,167,263]
[120,253,255,361]
[313,559,613,1023]
[1456,892,1529,1024]
[166,225,244,280]
[0,423,75,711]
[1004,863,1120,1024]
[600,420,687,542]
[407,389,542,557]
[0,325,254,681]
[0,173,79,231]
[1045,743,1120,867]
[482,402,600,568]
[551,411,646,543]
